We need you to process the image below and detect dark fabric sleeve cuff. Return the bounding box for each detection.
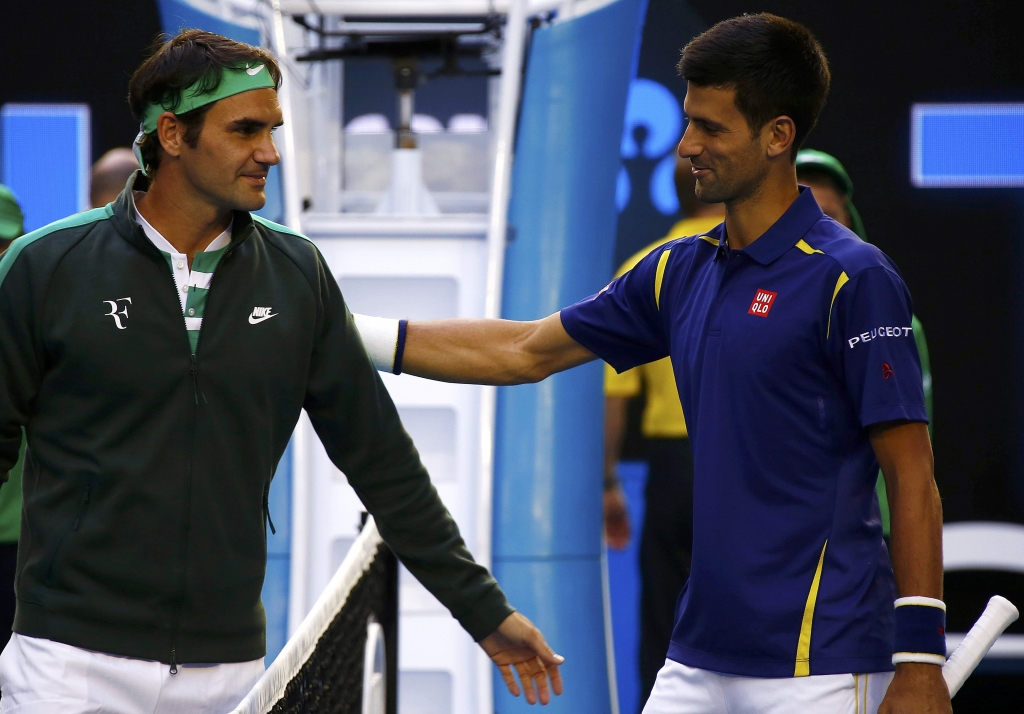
[860,404,930,429]
[455,584,516,642]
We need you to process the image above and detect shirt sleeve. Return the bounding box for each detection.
[828,266,928,428]
[302,247,513,641]
[561,244,671,373]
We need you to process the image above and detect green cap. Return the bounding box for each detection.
[795,148,866,240]
[140,62,276,134]
[0,185,25,241]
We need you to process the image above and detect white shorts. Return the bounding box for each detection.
[643,659,895,714]
[0,633,264,714]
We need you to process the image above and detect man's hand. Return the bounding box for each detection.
[604,483,631,549]
[878,663,951,714]
[479,612,565,705]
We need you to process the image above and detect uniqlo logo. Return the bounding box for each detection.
[748,289,777,317]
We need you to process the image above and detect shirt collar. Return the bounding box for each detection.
[731,186,823,266]
[131,192,231,256]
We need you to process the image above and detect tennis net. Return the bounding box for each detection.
[231,516,398,714]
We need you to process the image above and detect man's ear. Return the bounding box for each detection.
[763,115,796,160]
[155,112,186,159]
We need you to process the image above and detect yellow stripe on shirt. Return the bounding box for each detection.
[796,239,824,255]
[826,272,849,339]
[794,540,828,677]
[654,249,671,309]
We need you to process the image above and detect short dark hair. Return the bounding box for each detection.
[677,13,830,159]
[128,30,282,172]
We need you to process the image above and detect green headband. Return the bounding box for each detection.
[140,63,275,134]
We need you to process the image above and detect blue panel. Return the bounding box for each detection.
[157,0,261,45]
[263,556,290,665]
[606,461,648,714]
[494,1,646,711]
[0,105,89,232]
[912,104,1024,187]
[262,439,292,665]
[497,561,610,707]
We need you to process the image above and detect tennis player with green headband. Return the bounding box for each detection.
[0,30,563,712]
[132,53,279,173]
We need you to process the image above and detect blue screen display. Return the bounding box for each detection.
[912,104,1024,187]
[1,104,90,232]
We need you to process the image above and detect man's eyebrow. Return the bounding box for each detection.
[685,115,726,131]
[227,117,280,130]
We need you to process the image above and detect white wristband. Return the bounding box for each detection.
[892,652,947,666]
[353,314,400,373]
[895,596,946,611]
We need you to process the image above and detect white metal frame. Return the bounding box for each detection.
[265,1,624,710]
[278,0,619,20]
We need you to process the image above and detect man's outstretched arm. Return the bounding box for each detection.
[402,313,597,385]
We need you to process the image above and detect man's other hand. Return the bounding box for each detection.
[480,612,565,705]
[878,663,952,714]
[604,484,631,549]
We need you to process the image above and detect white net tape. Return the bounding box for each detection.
[229,517,384,714]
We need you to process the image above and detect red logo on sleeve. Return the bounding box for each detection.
[882,363,894,380]
[748,289,777,318]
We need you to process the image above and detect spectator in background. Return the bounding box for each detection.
[0,184,25,650]
[89,147,140,208]
[795,148,933,537]
[0,186,24,252]
[603,154,724,708]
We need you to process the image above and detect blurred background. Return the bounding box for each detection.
[1,1,1023,712]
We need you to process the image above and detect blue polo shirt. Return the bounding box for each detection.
[561,188,927,678]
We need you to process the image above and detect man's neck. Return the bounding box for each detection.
[723,168,800,251]
[680,200,726,220]
[135,173,232,261]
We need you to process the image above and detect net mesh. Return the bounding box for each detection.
[231,517,397,714]
[268,549,390,713]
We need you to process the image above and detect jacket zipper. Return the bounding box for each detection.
[73,484,91,530]
[167,247,236,674]
[190,355,207,405]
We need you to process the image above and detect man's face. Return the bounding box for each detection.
[677,83,770,205]
[177,88,282,212]
[801,178,851,228]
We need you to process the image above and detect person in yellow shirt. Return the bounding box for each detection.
[603,154,724,706]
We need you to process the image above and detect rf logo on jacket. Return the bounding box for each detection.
[103,297,132,329]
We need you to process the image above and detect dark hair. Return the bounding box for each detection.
[128,29,282,172]
[677,13,830,159]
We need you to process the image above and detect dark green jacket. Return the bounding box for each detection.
[0,175,511,664]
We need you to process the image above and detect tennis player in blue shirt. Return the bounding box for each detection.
[365,12,949,714]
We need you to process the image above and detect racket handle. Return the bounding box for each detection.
[942,595,1019,697]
